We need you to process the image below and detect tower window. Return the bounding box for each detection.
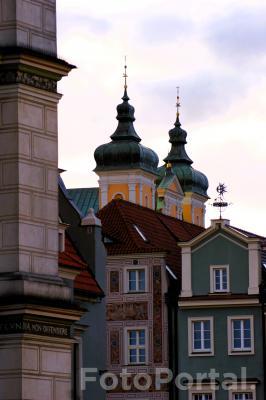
[114,193,124,200]
[144,195,149,207]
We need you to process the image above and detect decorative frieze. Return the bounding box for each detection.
[0,70,57,92]
[107,302,148,321]
[153,265,163,363]
[110,330,120,364]
[110,270,119,293]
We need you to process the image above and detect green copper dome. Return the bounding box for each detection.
[158,114,209,197]
[94,89,159,175]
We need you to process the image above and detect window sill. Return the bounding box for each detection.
[208,291,231,295]
[229,350,254,356]
[123,363,148,366]
[189,351,214,357]
[124,291,147,294]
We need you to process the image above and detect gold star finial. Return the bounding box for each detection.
[123,56,128,90]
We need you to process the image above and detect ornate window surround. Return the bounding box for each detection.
[124,326,148,365]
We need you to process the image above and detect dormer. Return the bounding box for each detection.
[179,219,263,298]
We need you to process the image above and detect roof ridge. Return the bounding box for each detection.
[68,187,99,190]
[229,225,266,240]
[108,198,203,228]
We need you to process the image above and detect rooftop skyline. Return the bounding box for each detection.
[57,0,266,235]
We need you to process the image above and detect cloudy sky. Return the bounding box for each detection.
[56,0,266,235]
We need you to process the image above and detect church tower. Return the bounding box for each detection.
[94,65,159,209]
[158,91,209,227]
[0,1,82,398]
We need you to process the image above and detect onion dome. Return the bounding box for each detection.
[159,100,209,198]
[94,87,159,175]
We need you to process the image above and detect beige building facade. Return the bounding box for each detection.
[0,1,84,399]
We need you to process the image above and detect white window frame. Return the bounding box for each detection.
[210,265,230,293]
[227,316,254,355]
[189,385,215,400]
[124,327,148,365]
[228,383,256,400]
[124,266,147,293]
[188,317,214,356]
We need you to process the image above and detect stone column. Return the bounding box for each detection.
[0,1,83,399]
[128,182,136,203]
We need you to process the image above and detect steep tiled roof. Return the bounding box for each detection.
[59,234,103,297]
[67,188,99,216]
[97,199,204,277]
[59,234,87,269]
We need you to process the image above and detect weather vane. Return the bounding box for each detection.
[211,183,230,219]
[123,56,128,90]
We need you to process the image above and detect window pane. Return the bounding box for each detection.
[222,269,227,289]
[204,320,210,331]
[193,395,212,400]
[233,320,241,330]
[129,349,137,363]
[129,331,137,345]
[244,319,251,331]
[244,338,251,348]
[233,394,253,400]
[139,330,145,345]
[139,348,146,362]
[138,270,145,291]
[215,270,221,290]
[129,271,137,291]
[194,322,201,331]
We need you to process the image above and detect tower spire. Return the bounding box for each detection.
[123,56,128,90]
[175,86,181,126]
[122,56,129,100]
[163,87,193,165]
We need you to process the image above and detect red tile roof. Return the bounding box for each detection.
[59,234,103,297]
[97,199,204,277]
[59,234,87,269]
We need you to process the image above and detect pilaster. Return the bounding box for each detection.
[0,1,84,399]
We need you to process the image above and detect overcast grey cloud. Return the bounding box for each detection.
[58,13,111,35]
[139,15,194,44]
[57,0,266,235]
[207,8,266,64]
[140,70,247,123]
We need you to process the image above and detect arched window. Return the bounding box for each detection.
[114,193,124,200]
[144,195,149,208]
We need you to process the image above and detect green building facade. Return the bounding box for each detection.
[178,219,265,400]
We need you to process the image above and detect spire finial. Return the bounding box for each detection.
[175,86,181,125]
[123,56,128,90]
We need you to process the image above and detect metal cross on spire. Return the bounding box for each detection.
[176,86,180,118]
[123,56,128,90]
